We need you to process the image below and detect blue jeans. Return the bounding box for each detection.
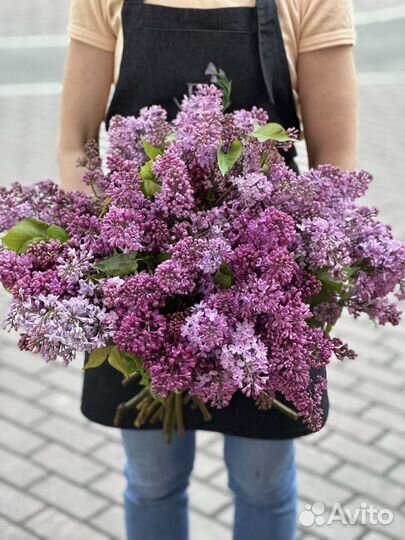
[121,429,297,540]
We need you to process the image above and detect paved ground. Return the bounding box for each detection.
[0,1,404,539]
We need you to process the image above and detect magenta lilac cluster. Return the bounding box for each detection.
[0,83,404,431]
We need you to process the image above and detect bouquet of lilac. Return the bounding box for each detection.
[1,79,404,442]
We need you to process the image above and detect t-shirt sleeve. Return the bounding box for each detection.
[298,0,356,54]
[68,0,116,52]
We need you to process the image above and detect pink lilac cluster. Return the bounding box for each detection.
[0,83,404,431]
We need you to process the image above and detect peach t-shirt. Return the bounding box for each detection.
[67,0,356,124]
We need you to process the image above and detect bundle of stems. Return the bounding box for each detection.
[113,380,212,443]
[113,375,299,444]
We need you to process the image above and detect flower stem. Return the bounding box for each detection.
[121,372,140,387]
[272,398,299,421]
[113,387,150,427]
[175,392,185,438]
[193,397,213,422]
[163,393,176,444]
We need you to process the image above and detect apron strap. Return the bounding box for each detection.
[256,0,300,133]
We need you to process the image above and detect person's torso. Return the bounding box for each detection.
[105,0,300,161]
[104,0,301,121]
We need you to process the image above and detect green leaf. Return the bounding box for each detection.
[141,137,163,160]
[2,218,70,254]
[141,178,161,199]
[95,252,139,277]
[344,265,361,279]
[122,352,151,386]
[99,197,112,218]
[47,224,70,243]
[108,346,130,377]
[121,353,141,375]
[2,218,49,253]
[140,159,155,181]
[164,132,177,144]
[19,236,48,254]
[139,159,161,198]
[83,347,109,370]
[325,323,333,334]
[250,122,295,143]
[315,269,343,293]
[217,139,242,176]
[261,162,270,174]
[156,252,172,264]
[307,318,324,329]
[213,262,234,289]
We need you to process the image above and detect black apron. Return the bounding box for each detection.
[81,0,329,438]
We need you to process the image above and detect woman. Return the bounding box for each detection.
[58,1,358,539]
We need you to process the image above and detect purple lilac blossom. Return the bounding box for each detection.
[0,83,404,433]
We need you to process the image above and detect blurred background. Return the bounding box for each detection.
[0,1,404,539]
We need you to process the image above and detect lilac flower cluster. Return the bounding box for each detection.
[1,83,404,432]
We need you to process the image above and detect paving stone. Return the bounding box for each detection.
[297,470,353,509]
[0,366,48,399]
[390,357,404,373]
[0,391,47,425]
[326,367,359,390]
[387,462,405,487]
[35,389,84,423]
[330,465,404,508]
[0,345,48,375]
[29,474,108,520]
[32,443,106,484]
[327,386,370,414]
[40,365,83,396]
[326,407,383,443]
[319,433,395,474]
[0,516,39,540]
[26,507,111,540]
[203,435,224,459]
[0,446,46,487]
[375,432,405,460]
[0,479,44,521]
[309,520,364,540]
[208,468,231,494]
[189,476,232,516]
[216,503,234,527]
[298,426,331,446]
[33,416,106,452]
[93,440,126,471]
[87,421,123,442]
[191,448,224,480]
[190,509,231,540]
[361,533,391,540]
[90,504,126,540]
[356,380,404,413]
[342,360,404,388]
[345,496,405,540]
[298,534,325,540]
[196,430,221,449]
[296,441,339,475]
[336,337,397,367]
[362,406,405,435]
[90,471,125,504]
[0,416,45,455]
